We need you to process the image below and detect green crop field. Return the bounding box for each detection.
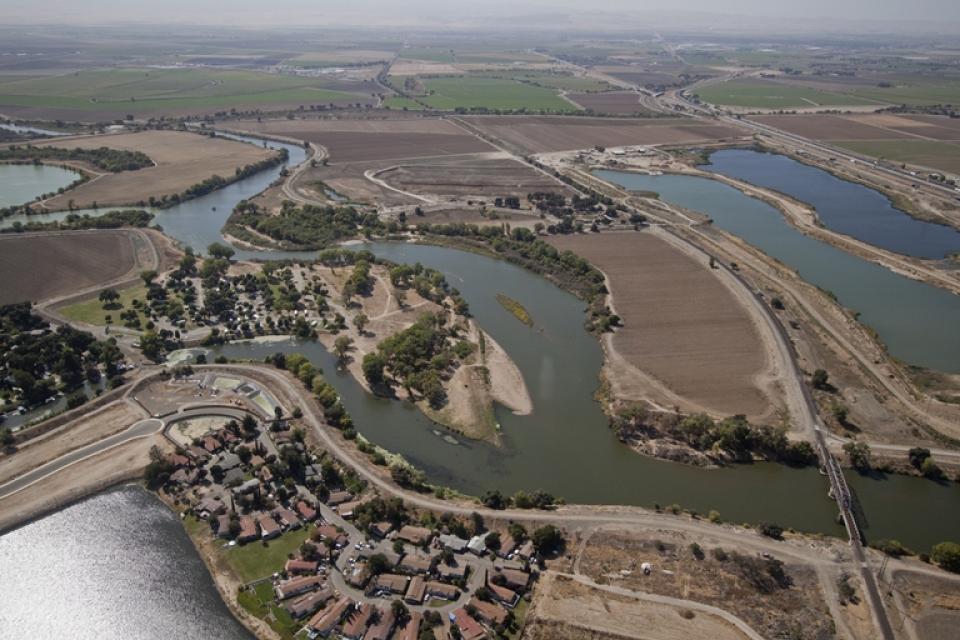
[695,79,881,108]
[0,68,366,115]
[485,71,612,92]
[419,76,578,111]
[833,139,960,175]
[839,81,960,107]
[382,96,425,110]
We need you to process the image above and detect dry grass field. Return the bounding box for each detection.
[34,130,275,209]
[466,116,743,153]
[524,572,752,640]
[231,117,494,163]
[549,232,774,419]
[577,530,835,640]
[377,156,572,200]
[888,570,960,640]
[568,91,656,115]
[0,231,139,305]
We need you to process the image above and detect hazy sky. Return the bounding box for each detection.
[3,0,959,28]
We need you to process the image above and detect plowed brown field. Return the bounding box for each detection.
[0,231,138,305]
[549,231,773,418]
[466,116,743,153]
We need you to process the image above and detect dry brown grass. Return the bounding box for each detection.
[525,571,751,640]
[0,231,138,305]
[549,232,774,419]
[231,117,494,163]
[35,130,274,209]
[465,115,743,153]
[577,530,834,640]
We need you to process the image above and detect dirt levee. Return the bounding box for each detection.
[0,231,137,305]
[549,232,773,418]
[34,130,275,209]
[465,116,743,153]
[232,117,494,162]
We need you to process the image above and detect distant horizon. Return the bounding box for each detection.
[2,1,959,36]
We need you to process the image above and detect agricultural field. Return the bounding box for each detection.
[549,231,776,420]
[0,231,139,305]
[752,113,960,174]
[568,91,656,115]
[834,140,960,175]
[0,68,375,120]
[465,115,744,153]
[376,156,574,201]
[694,78,884,109]
[32,130,276,209]
[231,116,494,163]
[414,76,579,112]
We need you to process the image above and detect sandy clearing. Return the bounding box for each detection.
[33,130,274,209]
[549,231,778,420]
[0,435,165,534]
[0,401,147,486]
[526,571,752,640]
[378,156,570,199]
[0,231,138,305]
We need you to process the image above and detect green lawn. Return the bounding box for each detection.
[59,284,147,327]
[695,79,880,108]
[0,68,365,113]
[222,524,313,583]
[833,139,960,175]
[419,76,577,111]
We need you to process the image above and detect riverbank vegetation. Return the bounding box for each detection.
[0,144,152,172]
[0,209,152,233]
[414,223,619,332]
[227,199,380,249]
[609,405,817,467]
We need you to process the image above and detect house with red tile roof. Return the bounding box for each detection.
[394,612,422,640]
[237,516,258,543]
[295,500,317,521]
[451,608,486,640]
[284,558,318,574]
[341,602,373,639]
[307,596,352,636]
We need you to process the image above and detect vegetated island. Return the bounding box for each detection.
[496,293,533,327]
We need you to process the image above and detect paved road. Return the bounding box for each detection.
[0,418,162,499]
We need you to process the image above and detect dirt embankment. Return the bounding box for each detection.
[0,435,166,534]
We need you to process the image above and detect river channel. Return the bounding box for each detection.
[704,148,960,260]
[595,167,960,374]
[0,485,253,640]
[2,136,958,552]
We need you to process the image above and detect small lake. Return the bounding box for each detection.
[0,485,253,639]
[0,163,80,208]
[595,168,960,374]
[704,149,960,260]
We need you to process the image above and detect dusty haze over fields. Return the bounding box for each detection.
[4,0,959,30]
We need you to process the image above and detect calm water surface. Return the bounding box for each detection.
[0,163,80,208]
[704,149,960,260]
[0,486,253,640]
[595,168,960,374]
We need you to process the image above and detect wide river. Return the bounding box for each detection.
[0,486,253,640]
[1,137,958,637]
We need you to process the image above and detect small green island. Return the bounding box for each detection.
[496,293,533,327]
